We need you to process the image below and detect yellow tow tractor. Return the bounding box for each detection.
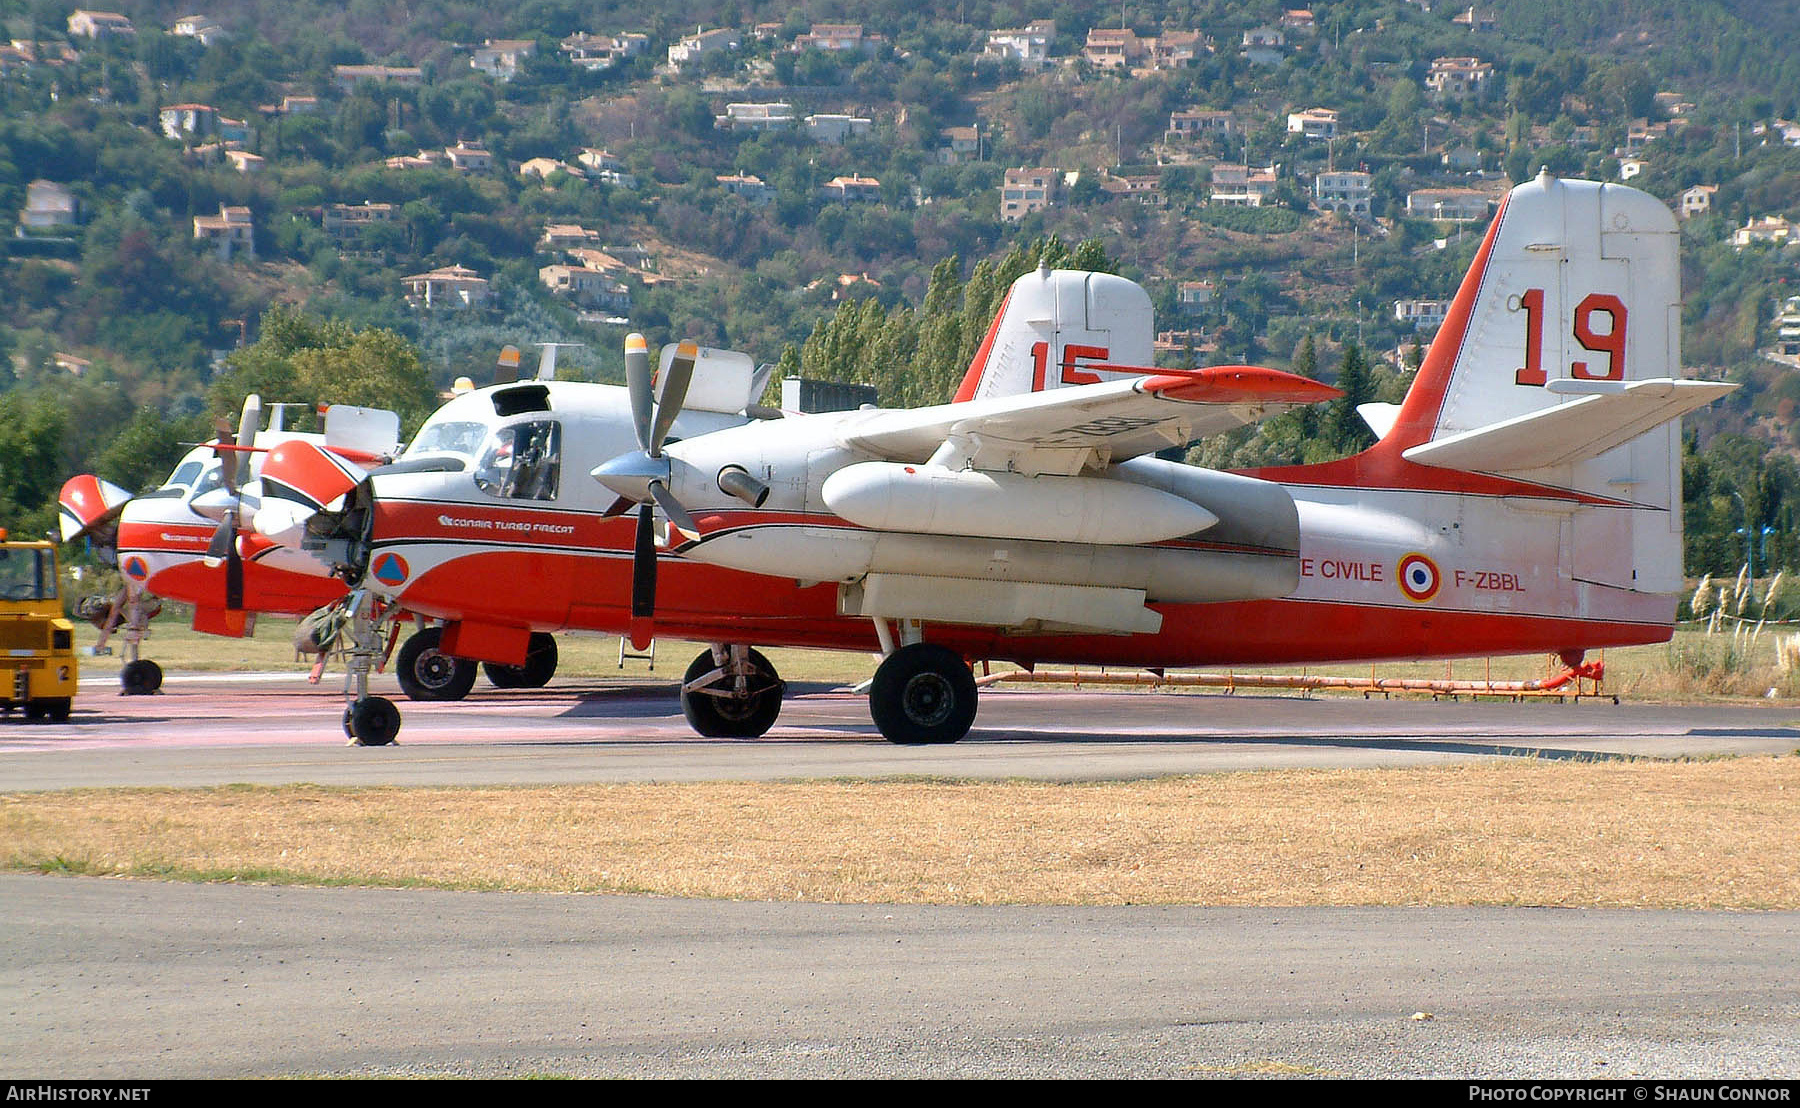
[0,530,77,721]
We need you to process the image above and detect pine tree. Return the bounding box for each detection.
[1324,342,1376,455]
[1292,335,1321,443]
[797,239,1117,406]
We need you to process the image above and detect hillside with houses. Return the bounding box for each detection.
[2,0,1800,572]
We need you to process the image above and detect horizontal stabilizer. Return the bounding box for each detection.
[1402,378,1736,474]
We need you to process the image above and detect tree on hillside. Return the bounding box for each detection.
[798,237,1118,406]
[1323,342,1377,455]
[0,390,68,536]
[91,407,202,494]
[208,308,435,434]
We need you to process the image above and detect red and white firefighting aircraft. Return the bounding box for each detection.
[261,172,1731,745]
[58,398,400,693]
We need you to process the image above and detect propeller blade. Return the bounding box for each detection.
[495,344,521,386]
[630,504,658,619]
[224,518,245,611]
[213,417,239,493]
[649,340,697,457]
[204,517,233,565]
[648,481,701,543]
[600,494,636,519]
[203,505,246,608]
[625,333,653,454]
[236,393,261,451]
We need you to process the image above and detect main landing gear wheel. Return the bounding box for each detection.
[396,627,478,702]
[869,643,977,745]
[344,695,401,746]
[680,648,784,739]
[120,659,162,696]
[482,633,558,689]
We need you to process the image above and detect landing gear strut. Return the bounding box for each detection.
[341,589,401,746]
[680,645,784,738]
[85,586,162,695]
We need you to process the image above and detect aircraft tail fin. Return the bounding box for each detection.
[1381,170,1702,458]
[321,405,402,462]
[951,267,1155,402]
[1373,171,1733,594]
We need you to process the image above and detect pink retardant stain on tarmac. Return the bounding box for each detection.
[0,673,704,752]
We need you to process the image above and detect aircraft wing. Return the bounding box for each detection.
[839,366,1340,477]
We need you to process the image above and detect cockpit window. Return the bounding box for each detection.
[407,420,488,460]
[473,421,561,501]
[190,464,224,498]
[163,461,203,490]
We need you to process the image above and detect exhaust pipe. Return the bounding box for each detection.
[717,465,770,508]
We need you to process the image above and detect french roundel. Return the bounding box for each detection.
[371,552,410,587]
[1397,553,1441,603]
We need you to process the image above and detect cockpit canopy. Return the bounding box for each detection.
[403,415,562,502]
[159,447,226,499]
[406,420,486,460]
[474,421,560,501]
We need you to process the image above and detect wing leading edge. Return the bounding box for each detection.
[839,365,1341,477]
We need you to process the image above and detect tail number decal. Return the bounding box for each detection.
[1513,290,1627,386]
[1030,342,1111,391]
[1513,288,1546,386]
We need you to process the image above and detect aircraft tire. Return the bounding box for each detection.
[680,648,783,738]
[344,696,401,746]
[396,628,477,702]
[120,659,162,696]
[869,643,977,745]
[482,633,558,689]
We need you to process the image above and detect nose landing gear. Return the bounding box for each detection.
[680,645,784,738]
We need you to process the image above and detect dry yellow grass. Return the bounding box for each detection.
[7,757,1799,907]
